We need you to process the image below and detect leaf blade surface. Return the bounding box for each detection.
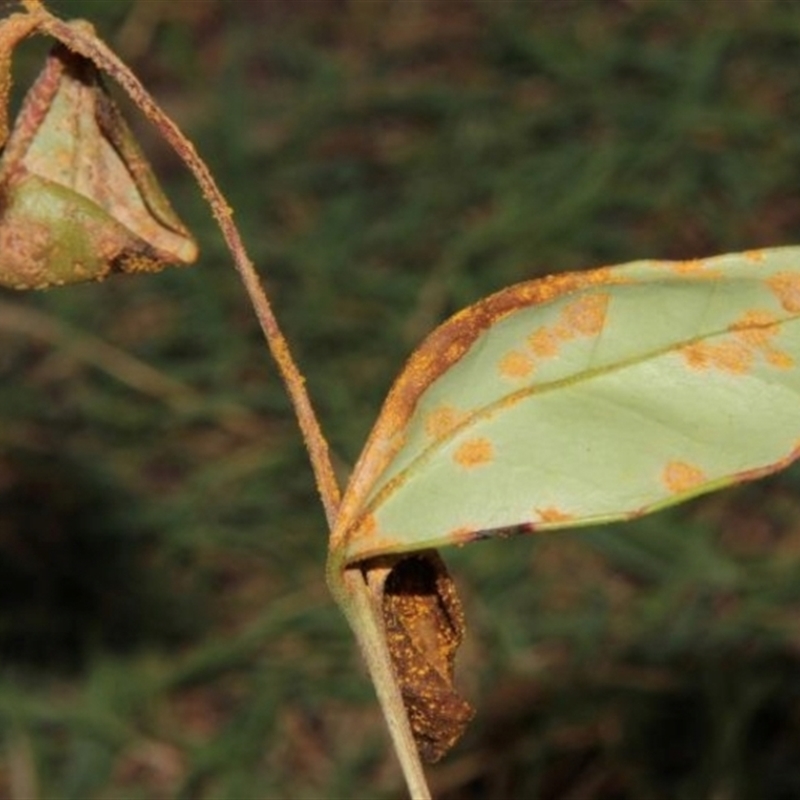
[334,248,800,563]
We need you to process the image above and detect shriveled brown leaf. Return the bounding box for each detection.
[379,551,474,763]
[0,42,196,290]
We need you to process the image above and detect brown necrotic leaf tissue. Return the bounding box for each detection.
[381,551,474,763]
[0,42,196,290]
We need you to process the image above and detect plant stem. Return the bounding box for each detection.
[0,9,42,145]
[332,564,433,800]
[34,10,342,527]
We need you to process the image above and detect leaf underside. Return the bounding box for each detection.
[334,246,800,563]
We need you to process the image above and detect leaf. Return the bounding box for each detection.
[0,42,197,290]
[379,551,474,763]
[332,246,800,564]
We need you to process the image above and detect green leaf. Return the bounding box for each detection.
[332,246,800,564]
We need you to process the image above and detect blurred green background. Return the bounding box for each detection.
[3,0,800,797]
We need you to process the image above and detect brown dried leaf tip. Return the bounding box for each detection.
[0,42,197,290]
[381,550,475,763]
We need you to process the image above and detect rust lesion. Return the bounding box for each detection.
[377,551,474,763]
[730,309,794,370]
[527,326,559,358]
[767,272,800,313]
[536,506,574,523]
[680,308,794,375]
[556,292,609,337]
[680,339,753,375]
[498,349,534,379]
[453,436,494,468]
[524,292,609,363]
[729,309,780,345]
[662,460,707,494]
[424,404,466,440]
[670,258,715,275]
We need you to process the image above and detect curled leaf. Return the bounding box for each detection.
[0,42,197,290]
[376,551,474,762]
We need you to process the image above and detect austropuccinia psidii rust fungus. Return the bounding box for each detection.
[662,460,708,495]
[453,437,494,469]
[767,272,800,313]
[535,506,575,524]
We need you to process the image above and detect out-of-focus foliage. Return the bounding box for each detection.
[2,1,800,797]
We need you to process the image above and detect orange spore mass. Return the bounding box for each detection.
[498,350,534,379]
[766,349,795,369]
[453,437,494,468]
[680,340,753,374]
[559,292,609,337]
[729,309,780,346]
[425,405,465,439]
[768,272,800,313]
[536,506,574,523]
[662,460,707,494]
[671,259,704,274]
[528,326,559,358]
